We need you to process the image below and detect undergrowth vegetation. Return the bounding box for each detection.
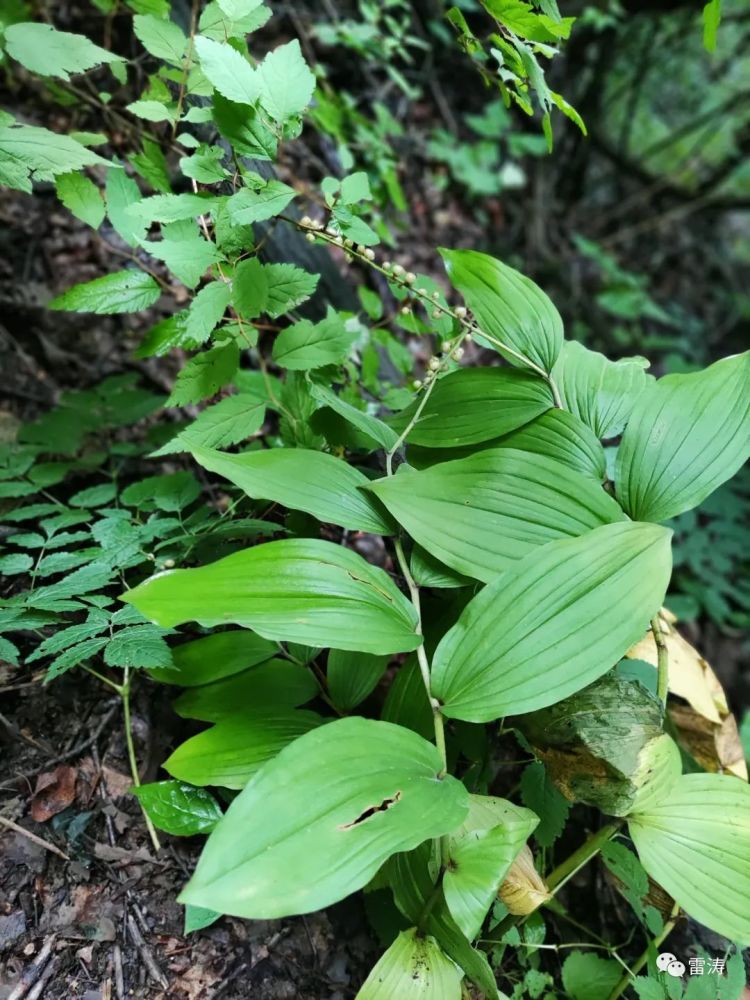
[0,1,748,998]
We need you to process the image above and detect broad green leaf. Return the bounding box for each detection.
[104,624,173,669]
[552,341,654,439]
[194,36,260,105]
[49,270,160,314]
[520,762,569,848]
[443,795,538,939]
[148,629,277,685]
[5,22,123,80]
[440,248,563,374]
[562,952,621,1000]
[328,649,389,712]
[615,353,750,522]
[184,905,220,934]
[126,100,176,123]
[257,40,315,123]
[166,341,239,406]
[226,179,295,225]
[0,122,108,194]
[391,368,552,448]
[410,546,472,589]
[408,408,606,481]
[165,709,324,788]
[357,928,462,1000]
[189,444,392,534]
[387,842,500,999]
[154,394,265,454]
[55,172,105,228]
[494,407,606,480]
[431,522,673,721]
[272,309,356,370]
[368,448,625,583]
[122,538,421,654]
[133,14,187,64]
[106,168,146,248]
[309,382,399,451]
[218,0,263,16]
[179,718,469,916]
[629,774,750,944]
[173,659,318,721]
[132,780,222,835]
[263,262,320,317]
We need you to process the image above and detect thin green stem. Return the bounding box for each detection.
[121,669,161,853]
[606,903,680,1000]
[83,665,122,694]
[651,615,669,707]
[546,821,622,892]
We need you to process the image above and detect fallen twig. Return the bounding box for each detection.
[8,935,56,1000]
[0,814,69,860]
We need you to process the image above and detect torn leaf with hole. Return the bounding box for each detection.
[179,717,469,918]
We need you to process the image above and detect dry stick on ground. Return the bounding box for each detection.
[7,934,56,1000]
[0,814,70,861]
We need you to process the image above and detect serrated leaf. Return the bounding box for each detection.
[55,172,105,228]
[357,927,462,999]
[212,94,277,160]
[50,270,161,314]
[69,484,117,508]
[520,762,570,848]
[156,394,265,454]
[130,193,220,225]
[0,552,33,574]
[232,257,268,318]
[194,36,260,105]
[226,179,295,225]
[122,538,421,654]
[562,952,621,1000]
[5,22,123,81]
[0,636,20,666]
[133,780,222,835]
[189,443,393,534]
[104,624,173,669]
[440,248,563,374]
[27,615,110,664]
[615,352,750,522]
[272,309,356,370]
[263,262,319,318]
[179,718,469,917]
[165,709,324,788]
[256,39,315,123]
[144,233,224,288]
[369,448,625,583]
[629,774,750,943]
[391,367,552,448]
[0,122,108,194]
[127,100,176,123]
[45,636,109,682]
[184,281,231,344]
[105,167,146,248]
[167,341,239,406]
[133,14,187,64]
